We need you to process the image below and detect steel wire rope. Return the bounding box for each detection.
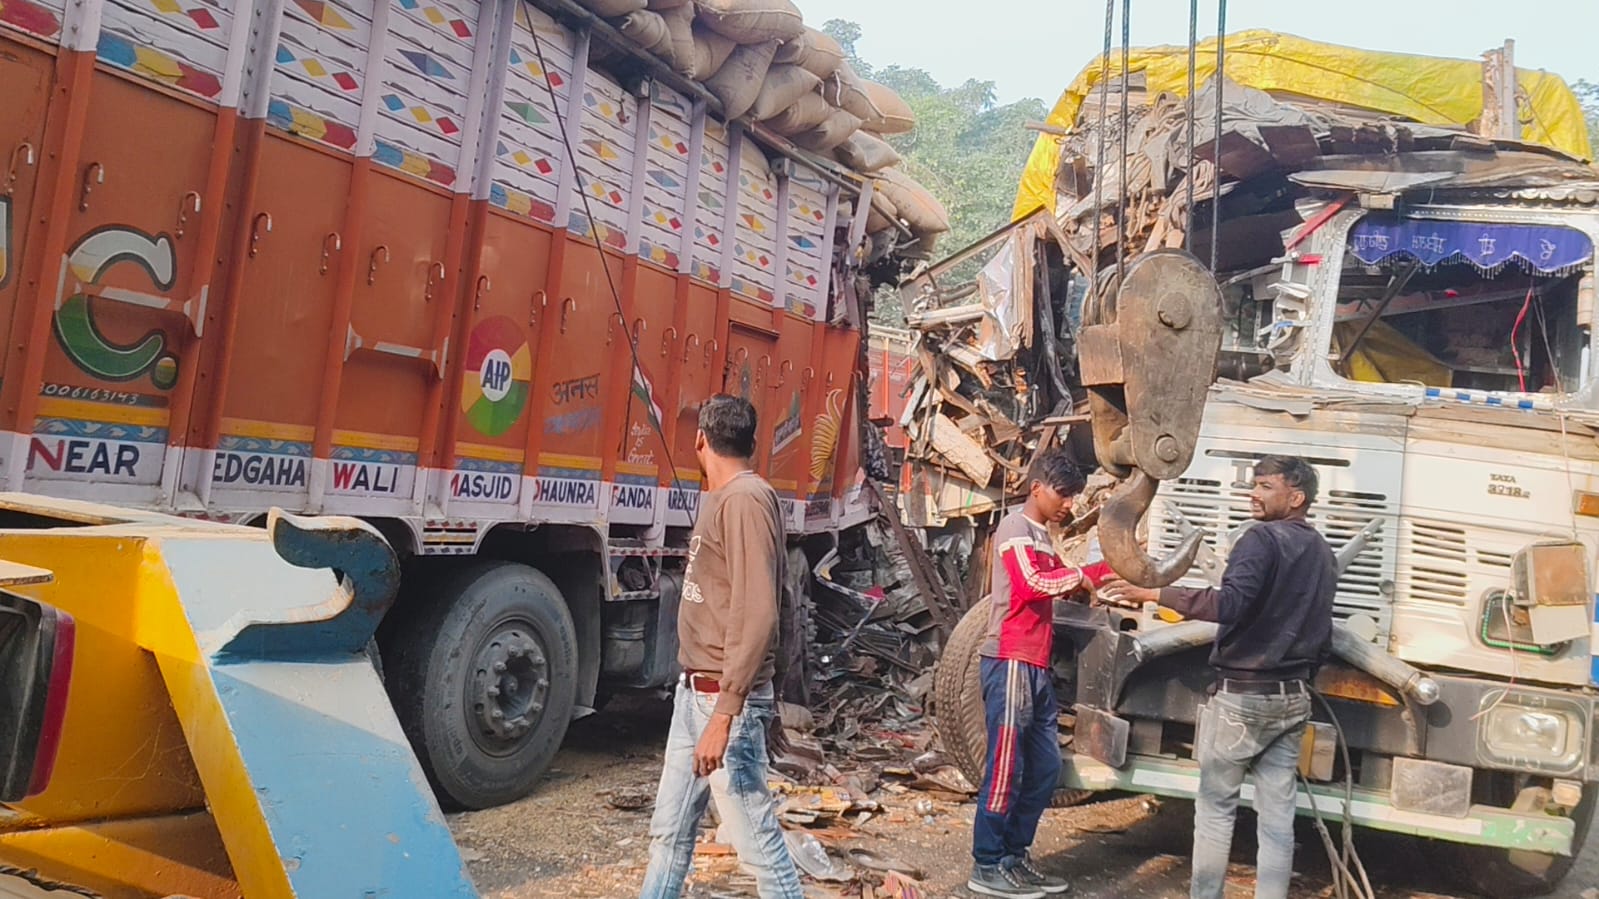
[527,7,697,526]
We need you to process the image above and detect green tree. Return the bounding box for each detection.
[1575,79,1599,158]
[823,20,1046,324]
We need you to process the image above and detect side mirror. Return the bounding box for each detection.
[0,590,75,802]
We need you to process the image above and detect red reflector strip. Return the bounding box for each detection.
[27,609,74,798]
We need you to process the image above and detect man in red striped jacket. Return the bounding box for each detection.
[968,449,1113,899]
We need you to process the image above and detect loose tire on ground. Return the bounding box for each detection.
[1424,779,1594,898]
[933,596,1091,808]
[381,561,579,810]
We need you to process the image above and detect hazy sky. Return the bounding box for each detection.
[794,0,1599,106]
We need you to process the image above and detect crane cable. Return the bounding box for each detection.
[526,4,695,527]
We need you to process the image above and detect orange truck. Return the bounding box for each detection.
[0,0,912,810]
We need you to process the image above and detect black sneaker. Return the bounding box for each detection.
[967,862,1046,899]
[1005,854,1070,894]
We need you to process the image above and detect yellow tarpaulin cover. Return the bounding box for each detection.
[1013,30,1594,220]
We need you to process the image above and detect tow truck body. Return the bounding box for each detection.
[0,495,474,898]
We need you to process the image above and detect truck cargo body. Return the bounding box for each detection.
[0,0,881,809]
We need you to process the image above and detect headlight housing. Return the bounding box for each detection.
[1477,693,1587,774]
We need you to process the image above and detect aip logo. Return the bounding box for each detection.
[461,316,531,437]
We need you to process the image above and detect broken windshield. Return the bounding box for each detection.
[1331,215,1594,396]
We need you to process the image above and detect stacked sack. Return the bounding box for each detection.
[575,0,950,247]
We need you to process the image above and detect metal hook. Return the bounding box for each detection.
[560,297,577,333]
[660,326,678,357]
[5,142,35,195]
[249,212,273,258]
[774,359,793,387]
[78,162,105,212]
[1097,470,1204,588]
[731,346,748,365]
[703,338,719,366]
[755,354,771,385]
[424,262,446,302]
[606,312,626,344]
[367,245,390,285]
[802,366,816,383]
[681,334,700,363]
[473,274,491,310]
[825,371,835,387]
[632,317,646,342]
[530,289,547,326]
[175,191,202,238]
[320,232,342,275]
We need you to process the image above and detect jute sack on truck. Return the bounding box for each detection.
[821,62,881,124]
[749,65,821,122]
[577,0,647,16]
[792,107,862,152]
[657,2,695,75]
[861,81,915,134]
[865,192,899,233]
[704,39,779,119]
[835,131,901,172]
[877,168,949,234]
[773,27,845,79]
[763,90,833,136]
[616,10,672,54]
[689,21,738,79]
[694,0,804,44]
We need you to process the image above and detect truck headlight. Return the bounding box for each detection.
[1477,694,1586,773]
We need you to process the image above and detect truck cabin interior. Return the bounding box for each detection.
[1329,218,1591,396]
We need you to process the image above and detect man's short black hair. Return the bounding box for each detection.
[1255,454,1318,505]
[698,394,758,459]
[1032,447,1086,496]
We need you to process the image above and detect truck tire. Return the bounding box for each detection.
[383,561,579,810]
[933,597,1091,808]
[1425,777,1595,898]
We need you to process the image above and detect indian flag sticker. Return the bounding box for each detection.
[461,316,531,438]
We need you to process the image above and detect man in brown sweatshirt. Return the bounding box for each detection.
[639,394,803,899]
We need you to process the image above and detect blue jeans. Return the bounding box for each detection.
[1191,689,1312,899]
[639,681,802,899]
[973,657,1062,866]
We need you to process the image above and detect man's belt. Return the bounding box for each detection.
[1218,677,1308,696]
[682,670,720,694]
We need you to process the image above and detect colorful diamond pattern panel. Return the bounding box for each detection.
[639,84,692,270]
[97,0,233,101]
[492,3,575,224]
[568,72,634,242]
[786,174,829,316]
[0,0,65,40]
[691,121,731,286]
[271,0,372,152]
[374,0,478,189]
[732,140,778,304]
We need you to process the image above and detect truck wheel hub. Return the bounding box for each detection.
[471,627,549,745]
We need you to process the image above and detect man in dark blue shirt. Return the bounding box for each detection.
[1104,455,1336,899]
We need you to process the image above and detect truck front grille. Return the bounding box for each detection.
[1151,477,1395,643]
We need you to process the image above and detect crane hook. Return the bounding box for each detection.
[1097,471,1204,588]
[1078,249,1223,588]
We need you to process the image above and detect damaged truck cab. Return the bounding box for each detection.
[920,38,1599,899]
[1084,194,1599,898]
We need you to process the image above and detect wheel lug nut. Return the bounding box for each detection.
[491,709,504,720]
[508,646,525,659]
[493,661,507,673]
[487,685,501,698]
